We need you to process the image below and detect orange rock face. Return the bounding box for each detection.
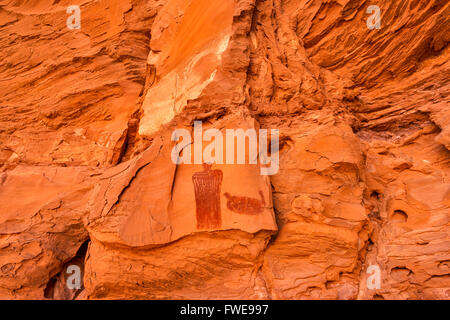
[0,0,449,300]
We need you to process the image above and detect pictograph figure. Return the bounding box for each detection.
[224,190,265,215]
[192,163,223,229]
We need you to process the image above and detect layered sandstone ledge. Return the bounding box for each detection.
[0,0,449,299]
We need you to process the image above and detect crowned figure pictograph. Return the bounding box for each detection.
[192,163,223,229]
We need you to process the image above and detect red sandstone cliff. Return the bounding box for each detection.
[0,0,449,300]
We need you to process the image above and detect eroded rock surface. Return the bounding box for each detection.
[0,0,448,299]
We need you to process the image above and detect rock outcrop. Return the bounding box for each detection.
[0,0,448,299]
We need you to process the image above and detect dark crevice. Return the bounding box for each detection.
[44,239,90,300]
[391,210,408,223]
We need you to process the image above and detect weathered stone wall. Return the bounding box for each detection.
[0,0,448,299]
